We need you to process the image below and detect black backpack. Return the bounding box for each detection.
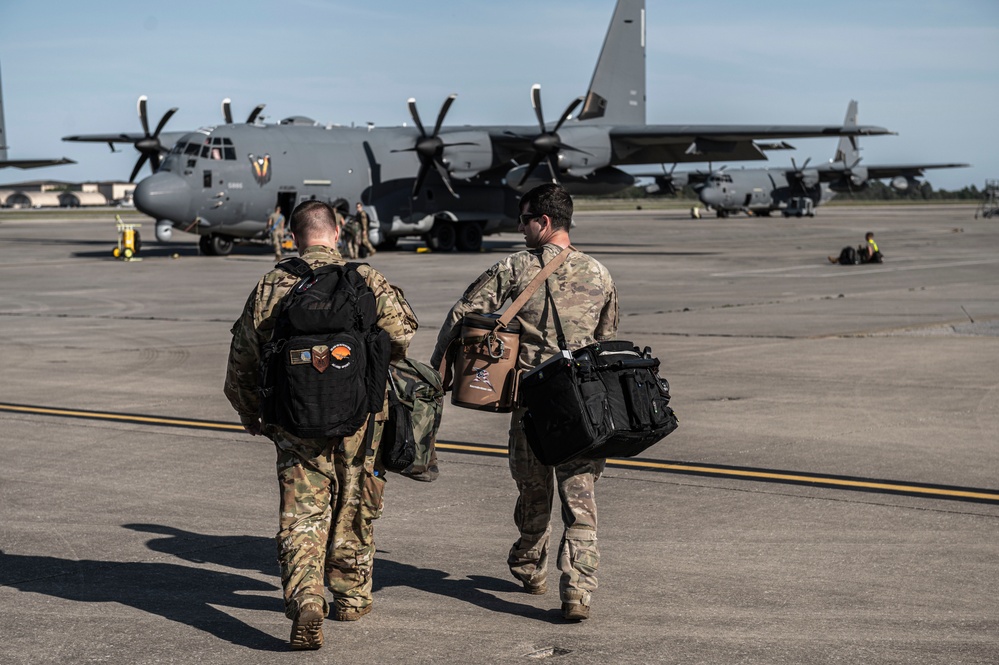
[259,258,391,438]
[838,246,858,265]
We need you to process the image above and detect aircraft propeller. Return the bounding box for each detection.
[393,94,475,199]
[508,85,586,187]
[129,96,178,183]
[222,98,266,125]
[788,157,819,192]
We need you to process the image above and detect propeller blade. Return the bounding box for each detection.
[530,84,545,133]
[432,159,459,198]
[407,98,427,137]
[129,154,149,183]
[246,104,265,124]
[552,96,583,133]
[222,98,233,124]
[137,96,150,136]
[411,162,430,199]
[431,94,457,137]
[150,152,161,172]
[518,154,545,187]
[152,107,178,137]
[544,155,559,184]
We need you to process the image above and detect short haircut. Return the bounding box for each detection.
[865,232,875,240]
[290,199,338,238]
[519,183,573,232]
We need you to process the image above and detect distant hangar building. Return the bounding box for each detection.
[0,180,135,208]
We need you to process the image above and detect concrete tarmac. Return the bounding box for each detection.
[1,204,997,664]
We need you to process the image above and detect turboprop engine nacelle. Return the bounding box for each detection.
[891,175,920,192]
[441,130,494,180]
[554,126,612,177]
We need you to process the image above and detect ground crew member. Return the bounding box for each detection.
[266,205,286,261]
[224,200,416,650]
[356,202,377,257]
[430,183,618,622]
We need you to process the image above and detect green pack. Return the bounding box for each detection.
[380,358,444,482]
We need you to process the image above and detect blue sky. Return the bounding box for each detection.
[1,0,996,191]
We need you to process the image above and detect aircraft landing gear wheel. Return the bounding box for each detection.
[426,220,456,252]
[155,220,173,242]
[210,235,234,255]
[456,223,483,252]
[199,235,215,255]
[199,234,233,256]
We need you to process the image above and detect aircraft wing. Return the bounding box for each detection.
[0,157,76,169]
[62,131,187,152]
[850,163,970,180]
[603,124,893,165]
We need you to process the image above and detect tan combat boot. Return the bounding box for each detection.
[289,601,325,650]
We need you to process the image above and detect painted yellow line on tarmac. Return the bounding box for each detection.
[0,403,244,431]
[3,402,998,504]
[605,458,999,503]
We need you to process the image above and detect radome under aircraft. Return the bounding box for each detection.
[0,64,74,170]
[63,0,893,254]
[690,101,968,217]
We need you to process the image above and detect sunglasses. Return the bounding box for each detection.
[518,213,543,225]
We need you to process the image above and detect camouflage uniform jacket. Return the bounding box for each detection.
[224,245,417,426]
[430,243,618,371]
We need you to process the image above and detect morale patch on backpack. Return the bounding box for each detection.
[311,345,330,373]
[290,349,312,365]
[329,343,352,369]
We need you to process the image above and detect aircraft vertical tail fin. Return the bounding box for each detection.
[0,63,8,161]
[577,0,646,126]
[834,100,860,165]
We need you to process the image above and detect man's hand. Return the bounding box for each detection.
[240,414,262,436]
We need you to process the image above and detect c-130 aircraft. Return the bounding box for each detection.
[692,100,969,218]
[65,0,892,255]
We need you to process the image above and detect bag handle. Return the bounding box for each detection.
[496,245,573,330]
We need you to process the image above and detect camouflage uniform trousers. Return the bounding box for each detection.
[506,407,604,607]
[273,417,387,620]
[270,227,284,261]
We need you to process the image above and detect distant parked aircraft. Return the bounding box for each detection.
[694,101,968,217]
[0,63,74,170]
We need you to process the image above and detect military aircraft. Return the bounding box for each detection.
[63,0,893,254]
[0,64,74,170]
[692,100,969,218]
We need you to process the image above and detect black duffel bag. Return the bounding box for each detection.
[519,340,678,466]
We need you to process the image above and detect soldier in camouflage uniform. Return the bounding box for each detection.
[430,184,618,622]
[224,200,416,650]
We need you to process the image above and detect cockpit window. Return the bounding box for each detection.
[184,142,201,156]
[204,136,237,160]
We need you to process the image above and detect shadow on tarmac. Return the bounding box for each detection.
[127,523,561,623]
[0,523,562,651]
[0,544,287,651]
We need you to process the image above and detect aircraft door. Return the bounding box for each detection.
[277,191,296,220]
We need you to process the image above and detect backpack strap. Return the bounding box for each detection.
[275,257,313,278]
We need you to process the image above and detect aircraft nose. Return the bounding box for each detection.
[133,172,192,223]
[699,187,720,207]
